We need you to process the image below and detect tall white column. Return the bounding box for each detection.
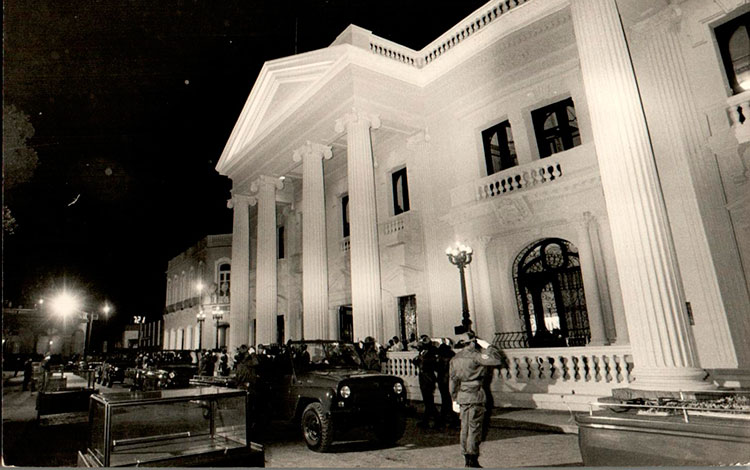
[468,236,497,339]
[575,213,608,346]
[251,175,284,345]
[571,0,711,390]
[335,110,384,342]
[629,7,748,369]
[293,142,333,340]
[228,194,252,353]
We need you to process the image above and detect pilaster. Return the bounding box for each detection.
[575,212,609,346]
[468,236,497,339]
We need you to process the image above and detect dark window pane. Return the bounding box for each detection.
[715,13,750,95]
[342,195,350,238]
[532,97,581,158]
[482,120,518,175]
[392,167,410,215]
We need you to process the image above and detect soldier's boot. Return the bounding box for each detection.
[468,455,482,468]
[464,455,473,467]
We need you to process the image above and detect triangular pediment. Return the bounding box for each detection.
[216,47,346,174]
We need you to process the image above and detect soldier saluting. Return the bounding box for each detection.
[449,331,503,468]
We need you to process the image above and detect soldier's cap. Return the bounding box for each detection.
[419,334,431,344]
[239,344,248,352]
[364,336,376,344]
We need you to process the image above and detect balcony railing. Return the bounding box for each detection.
[727,90,750,145]
[385,343,633,410]
[379,210,421,247]
[450,143,597,207]
[367,0,530,69]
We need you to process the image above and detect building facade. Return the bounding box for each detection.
[2,306,86,357]
[162,234,232,351]
[215,0,750,408]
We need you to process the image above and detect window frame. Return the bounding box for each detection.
[391,166,410,216]
[531,97,581,158]
[481,120,518,175]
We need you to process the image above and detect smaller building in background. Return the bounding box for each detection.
[2,306,86,358]
[163,234,231,351]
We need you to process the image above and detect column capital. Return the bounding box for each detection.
[292,141,333,163]
[227,192,254,209]
[629,4,682,39]
[334,109,381,133]
[468,235,492,251]
[250,174,284,193]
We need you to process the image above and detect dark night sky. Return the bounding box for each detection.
[3,0,487,338]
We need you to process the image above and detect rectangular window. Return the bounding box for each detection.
[341,194,350,238]
[531,97,581,158]
[391,167,410,215]
[276,315,285,345]
[339,305,353,342]
[715,13,750,95]
[277,226,285,259]
[482,120,518,175]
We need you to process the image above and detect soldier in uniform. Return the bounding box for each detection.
[361,336,382,371]
[412,335,439,428]
[449,332,503,468]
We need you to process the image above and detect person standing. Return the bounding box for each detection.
[412,335,439,428]
[361,336,382,371]
[449,333,503,468]
[22,358,34,392]
[436,342,458,428]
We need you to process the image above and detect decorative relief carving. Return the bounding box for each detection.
[492,196,532,224]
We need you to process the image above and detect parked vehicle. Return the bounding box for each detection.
[251,340,407,452]
[125,364,198,391]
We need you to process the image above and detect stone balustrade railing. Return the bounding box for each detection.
[381,215,406,235]
[369,36,422,68]
[367,0,529,69]
[727,90,750,145]
[450,142,597,207]
[385,343,633,409]
[340,238,351,252]
[421,0,529,66]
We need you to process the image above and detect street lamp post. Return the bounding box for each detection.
[212,309,224,350]
[446,243,474,335]
[196,282,205,350]
[196,311,206,350]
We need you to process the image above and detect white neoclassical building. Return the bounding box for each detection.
[215,0,750,409]
[162,234,233,351]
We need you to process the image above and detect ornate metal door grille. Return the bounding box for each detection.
[512,238,590,348]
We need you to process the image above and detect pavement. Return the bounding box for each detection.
[2,371,583,468]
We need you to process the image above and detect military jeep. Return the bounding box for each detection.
[254,340,407,452]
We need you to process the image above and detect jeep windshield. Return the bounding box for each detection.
[291,342,362,370]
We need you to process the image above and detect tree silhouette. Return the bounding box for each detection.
[3,104,39,234]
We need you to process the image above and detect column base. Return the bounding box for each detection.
[706,368,750,388]
[628,366,715,391]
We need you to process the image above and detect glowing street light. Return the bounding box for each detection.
[50,291,81,318]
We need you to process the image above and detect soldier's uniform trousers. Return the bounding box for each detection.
[459,402,485,456]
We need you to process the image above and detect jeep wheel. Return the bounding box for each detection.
[301,402,333,452]
[374,413,406,445]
